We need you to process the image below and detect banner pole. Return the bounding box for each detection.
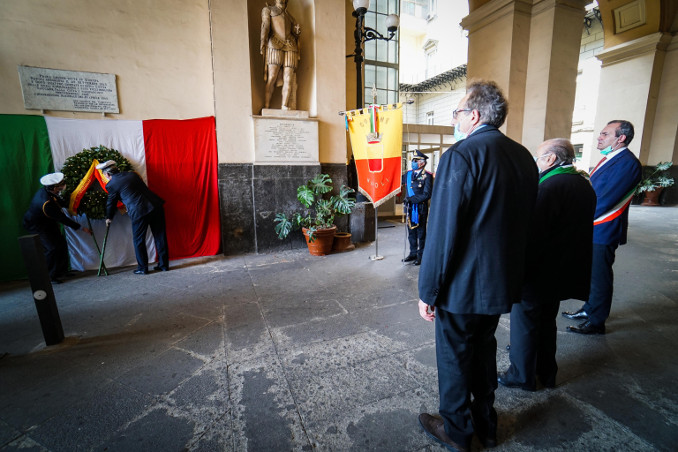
[370,205,384,261]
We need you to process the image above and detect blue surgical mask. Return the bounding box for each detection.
[411,161,420,170]
[600,145,613,155]
[454,126,467,142]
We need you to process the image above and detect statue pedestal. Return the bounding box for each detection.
[252,112,318,165]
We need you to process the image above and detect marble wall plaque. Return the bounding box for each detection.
[253,116,319,165]
[18,66,119,113]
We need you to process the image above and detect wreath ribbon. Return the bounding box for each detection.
[68,159,124,215]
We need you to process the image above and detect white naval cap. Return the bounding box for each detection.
[96,160,117,171]
[40,172,65,186]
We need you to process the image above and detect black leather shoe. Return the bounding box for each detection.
[133,269,148,275]
[567,320,605,335]
[402,255,417,263]
[497,372,535,391]
[419,413,469,452]
[51,278,63,285]
[154,266,169,272]
[562,308,588,320]
[414,259,421,266]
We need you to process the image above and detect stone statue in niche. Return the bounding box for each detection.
[260,0,301,110]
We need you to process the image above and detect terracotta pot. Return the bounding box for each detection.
[641,187,664,206]
[332,232,353,252]
[302,226,336,256]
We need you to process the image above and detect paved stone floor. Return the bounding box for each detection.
[0,206,677,452]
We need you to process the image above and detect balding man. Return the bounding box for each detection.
[562,120,642,334]
[499,139,596,391]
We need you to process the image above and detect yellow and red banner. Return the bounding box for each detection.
[346,103,403,207]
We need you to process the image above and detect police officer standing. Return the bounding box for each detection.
[23,172,91,283]
[402,150,433,265]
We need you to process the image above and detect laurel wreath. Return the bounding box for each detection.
[60,145,133,219]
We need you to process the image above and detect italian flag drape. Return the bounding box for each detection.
[0,114,221,281]
[345,103,403,207]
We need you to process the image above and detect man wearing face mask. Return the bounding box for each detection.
[562,120,641,335]
[417,80,537,451]
[401,150,433,266]
[23,172,92,284]
[498,139,596,391]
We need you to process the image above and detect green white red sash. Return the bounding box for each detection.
[593,187,637,225]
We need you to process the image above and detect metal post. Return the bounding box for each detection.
[18,235,64,346]
[370,206,384,261]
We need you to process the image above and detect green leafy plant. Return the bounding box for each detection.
[274,173,356,242]
[637,161,674,193]
[61,145,133,219]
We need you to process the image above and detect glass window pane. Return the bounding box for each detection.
[388,90,399,104]
[388,68,397,90]
[376,66,387,88]
[366,12,376,29]
[389,0,398,14]
[365,41,376,60]
[377,89,388,105]
[376,39,387,61]
[365,65,376,88]
[365,88,375,105]
[388,40,398,63]
[377,0,388,14]
[377,13,386,34]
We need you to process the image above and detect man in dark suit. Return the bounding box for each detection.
[498,139,596,391]
[417,80,538,452]
[97,160,169,274]
[562,120,642,334]
[401,149,433,266]
[23,172,92,283]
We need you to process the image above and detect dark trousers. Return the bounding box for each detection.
[131,206,169,271]
[30,225,69,279]
[507,299,560,388]
[583,243,617,327]
[407,214,427,260]
[435,309,500,449]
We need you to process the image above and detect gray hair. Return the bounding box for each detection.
[608,120,634,145]
[465,80,508,128]
[543,138,575,164]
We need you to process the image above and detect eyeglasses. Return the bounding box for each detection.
[452,108,471,119]
[535,153,552,161]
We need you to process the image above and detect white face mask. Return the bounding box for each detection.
[454,126,467,142]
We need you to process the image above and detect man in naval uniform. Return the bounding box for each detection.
[261,0,301,110]
[401,150,433,266]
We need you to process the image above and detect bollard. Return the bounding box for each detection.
[18,234,65,346]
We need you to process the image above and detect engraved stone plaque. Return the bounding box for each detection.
[253,116,319,165]
[18,66,119,113]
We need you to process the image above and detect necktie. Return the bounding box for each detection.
[591,157,607,175]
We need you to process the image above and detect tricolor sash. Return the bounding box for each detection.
[593,187,637,226]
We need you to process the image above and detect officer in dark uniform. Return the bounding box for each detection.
[23,172,91,283]
[401,150,433,265]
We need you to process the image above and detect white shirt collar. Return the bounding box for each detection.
[596,146,627,170]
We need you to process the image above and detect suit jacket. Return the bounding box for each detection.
[522,165,597,303]
[418,126,538,315]
[590,149,641,246]
[105,171,164,222]
[23,188,81,233]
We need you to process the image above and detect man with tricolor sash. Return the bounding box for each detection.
[499,139,596,392]
[563,120,642,335]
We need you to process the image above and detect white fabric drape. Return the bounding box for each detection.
[45,116,156,271]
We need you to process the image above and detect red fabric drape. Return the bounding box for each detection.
[143,117,221,260]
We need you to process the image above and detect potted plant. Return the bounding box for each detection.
[274,174,356,255]
[637,161,674,206]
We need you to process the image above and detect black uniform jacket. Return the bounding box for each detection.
[105,172,164,222]
[522,165,597,303]
[23,188,81,232]
[418,126,538,315]
[401,169,433,218]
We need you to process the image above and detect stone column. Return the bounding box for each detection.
[521,0,588,153]
[589,32,672,168]
[461,0,533,141]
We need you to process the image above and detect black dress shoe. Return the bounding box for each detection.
[562,308,588,320]
[402,255,417,263]
[154,266,169,272]
[497,373,535,391]
[414,259,421,266]
[567,320,605,335]
[133,269,148,275]
[419,413,469,452]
